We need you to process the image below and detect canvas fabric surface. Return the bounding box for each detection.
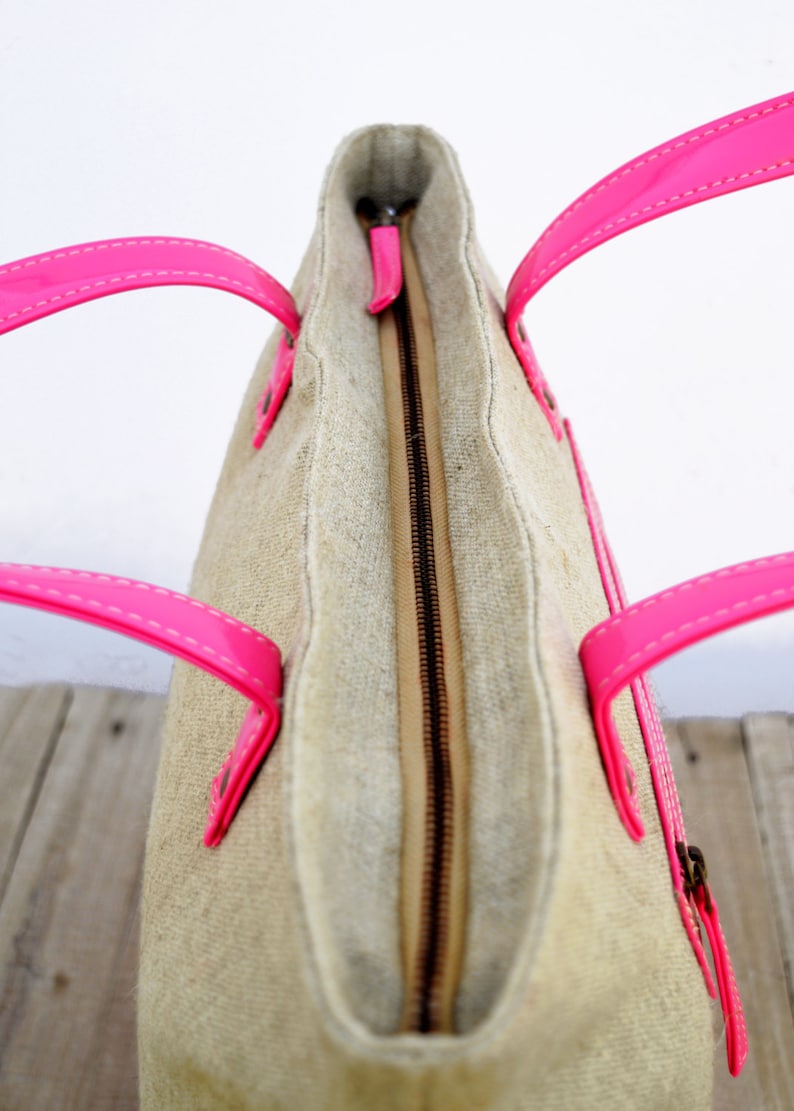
[139,126,714,1109]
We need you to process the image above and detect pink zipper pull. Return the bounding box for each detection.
[358,201,403,313]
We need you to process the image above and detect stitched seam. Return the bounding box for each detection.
[0,564,275,657]
[0,238,273,279]
[2,579,268,688]
[0,564,270,641]
[517,153,794,303]
[0,270,283,326]
[593,585,794,690]
[531,98,794,258]
[581,553,794,649]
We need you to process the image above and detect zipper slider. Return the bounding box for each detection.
[357,199,403,314]
[676,842,748,1077]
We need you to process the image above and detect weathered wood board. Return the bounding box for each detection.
[0,687,163,1111]
[0,689,791,1109]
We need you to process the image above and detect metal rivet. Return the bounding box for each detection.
[220,767,231,797]
[261,389,273,416]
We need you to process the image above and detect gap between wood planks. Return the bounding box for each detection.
[0,687,792,1110]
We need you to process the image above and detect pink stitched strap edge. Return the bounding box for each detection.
[0,563,281,702]
[507,91,794,317]
[0,564,283,846]
[505,91,794,439]
[580,551,794,816]
[0,237,301,339]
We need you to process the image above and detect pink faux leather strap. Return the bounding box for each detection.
[578,552,794,1080]
[0,237,300,340]
[506,91,794,437]
[0,564,282,846]
[580,551,794,825]
[0,236,301,450]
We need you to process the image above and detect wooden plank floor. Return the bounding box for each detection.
[0,686,163,1111]
[0,686,792,1109]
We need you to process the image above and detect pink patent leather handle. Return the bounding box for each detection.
[580,551,794,829]
[576,547,788,1080]
[0,563,282,846]
[0,236,301,340]
[506,91,794,436]
[0,235,301,451]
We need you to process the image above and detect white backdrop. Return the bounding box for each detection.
[1,0,793,714]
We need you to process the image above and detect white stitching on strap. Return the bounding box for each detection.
[0,238,274,280]
[0,269,283,327]
[581,554,794,649]
[0,565,279,673]
[593,584,794,691]
[514,156,794,305]
[531,98,794,257]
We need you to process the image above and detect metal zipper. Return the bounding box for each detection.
[359,199,469,1033]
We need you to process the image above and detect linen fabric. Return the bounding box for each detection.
[139,126,713,1109]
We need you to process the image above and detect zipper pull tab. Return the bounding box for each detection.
[677,843,749,1077]
[357,200,403,314]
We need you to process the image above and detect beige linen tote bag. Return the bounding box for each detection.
[3,90,794,1108]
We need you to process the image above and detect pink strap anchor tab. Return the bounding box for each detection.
[0,236,301,450]
[506,91,794,437]
[0,564,282,846]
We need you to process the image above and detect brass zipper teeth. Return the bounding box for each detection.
[363,196,467,1037]
[393,281,454,1032]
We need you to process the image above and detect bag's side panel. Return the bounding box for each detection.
[467,257,715,1107]
[409,165,557,1034]
[138,240,348,1106]
[288,143,408,1036]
